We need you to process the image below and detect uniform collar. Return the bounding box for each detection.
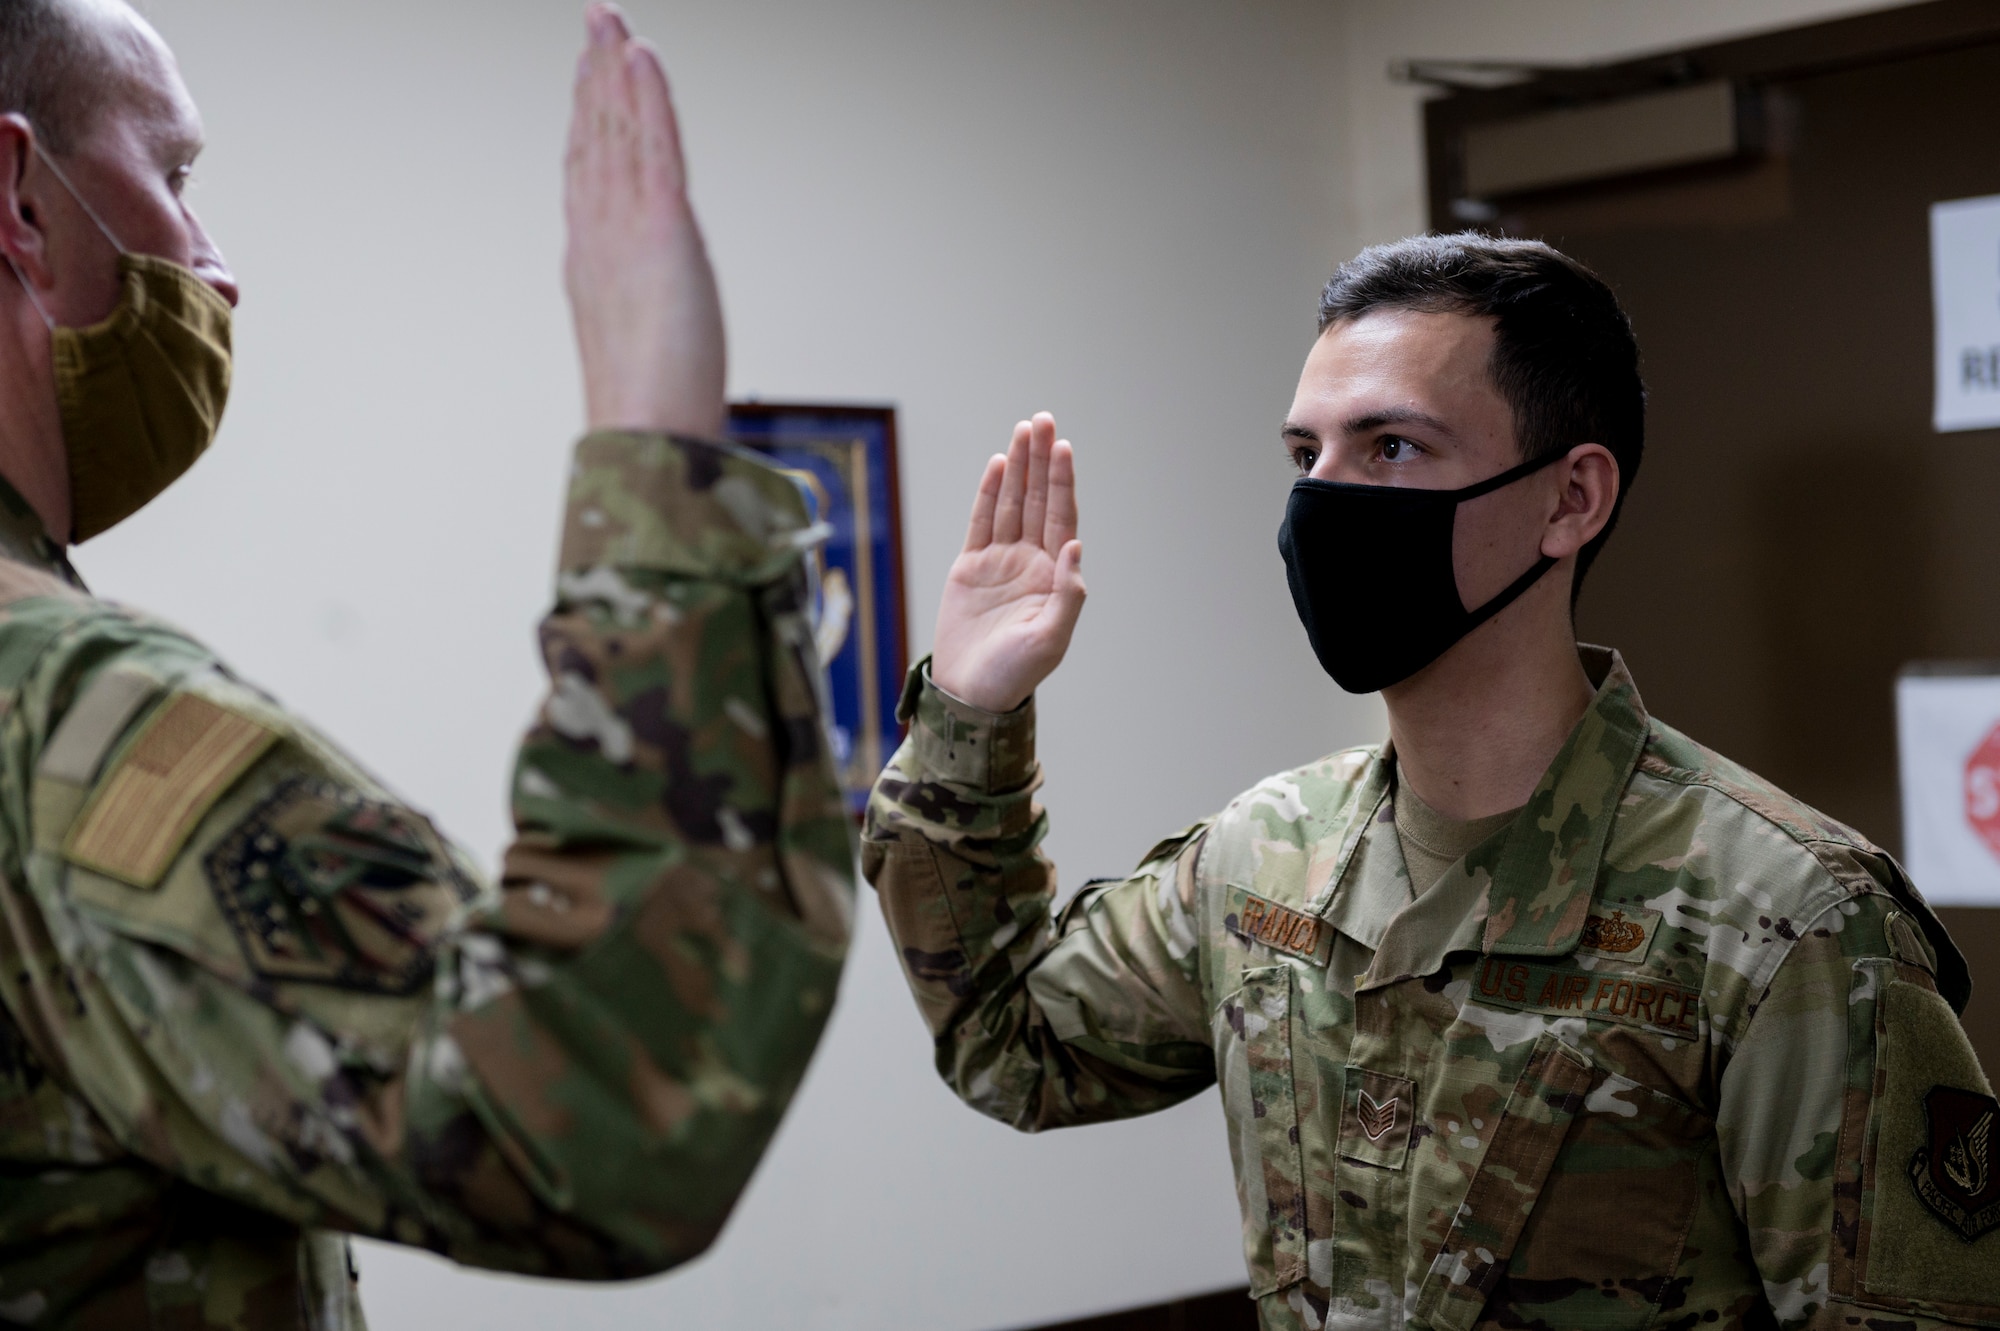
[1322,645,1650,967]
[1481,645,1650,955]
[0,471,84,589]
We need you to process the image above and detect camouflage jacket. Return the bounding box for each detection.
[0,432,854,1329]
[865,647,1999,1331]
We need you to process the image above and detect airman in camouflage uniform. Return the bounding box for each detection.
[865,237,1996,1328]
[869,647,1993,1329]
[0,3,853,1326]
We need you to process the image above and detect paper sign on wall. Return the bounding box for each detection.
[1932,194,2000,432]
[1897,667,2000,905]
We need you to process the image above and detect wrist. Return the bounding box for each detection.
[584,387,725,440]
[907,661,1038,792]
[928,660,1028,715]
[925,662,1029,717]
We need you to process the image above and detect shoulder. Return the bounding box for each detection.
[1638,719,1875,854]
[1209,745,1380,842]
[0,587,218,765]
[24,640,483,1037]
[1618,717,1938,1009]
[1629,717,1893,897]
[1198,744,1382,888]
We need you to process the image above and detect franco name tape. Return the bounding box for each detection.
[1224,887,1334,965]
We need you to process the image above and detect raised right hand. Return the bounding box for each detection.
[563,4,725,438]
[929,413,1086,714]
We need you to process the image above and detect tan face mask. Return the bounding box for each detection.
[8,144,233,543]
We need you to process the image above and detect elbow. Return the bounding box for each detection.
[527,1200,741,1283]
[606,1211,732,1281]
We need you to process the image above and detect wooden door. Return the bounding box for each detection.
[1424,0,2000,1070]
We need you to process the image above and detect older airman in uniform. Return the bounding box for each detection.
[866,235,1996,1329]
[0,1,851,1325]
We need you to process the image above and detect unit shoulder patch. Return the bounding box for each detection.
[205,776,477,995]
[1910,1085,2000,1242]
[1224,886,1332,965]
[64,693,278,888]
[1860,979,2000,1311]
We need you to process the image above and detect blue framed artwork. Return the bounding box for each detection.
[728,403,908,814]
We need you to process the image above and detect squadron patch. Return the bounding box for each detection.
[64,694,278,888]
[205,776,478,994]
[1224,887,1333,965]
[1910,1084,2000,1241]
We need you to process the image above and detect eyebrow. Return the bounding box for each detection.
[1280,406,1459,444]
[1340,406,1458,439]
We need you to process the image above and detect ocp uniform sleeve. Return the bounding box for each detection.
[862,666,1215,1131]
[0,430,855,1279]
[1718,886,2000,1329]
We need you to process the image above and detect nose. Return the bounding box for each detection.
[1310,449,1363,485]
[196,257,239,309]
[184,210,238,308]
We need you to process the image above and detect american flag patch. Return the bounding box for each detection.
[64,694,278,888]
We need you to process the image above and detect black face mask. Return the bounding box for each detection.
[1277,448,1569,694]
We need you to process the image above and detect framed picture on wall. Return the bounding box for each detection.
[728,402,908,814]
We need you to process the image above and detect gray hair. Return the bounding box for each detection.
[0,0,119,154]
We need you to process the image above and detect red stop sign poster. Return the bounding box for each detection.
[1967,721,2000,863]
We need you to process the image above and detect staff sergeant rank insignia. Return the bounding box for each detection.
[1224,887,1332,964]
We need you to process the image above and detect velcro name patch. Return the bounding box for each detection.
[1472,956,1699,1037]
[64,694,278,889]
[1225,887,1333,965]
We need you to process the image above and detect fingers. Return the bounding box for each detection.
[1045,436,1077,554]
[590,4,631,41]
[991,420,1030,545]
[1043,538,1089,639]
[627,37,689,200]
[1019,412,1053,549]
[963,454,1006,552]
[566,8,635,225]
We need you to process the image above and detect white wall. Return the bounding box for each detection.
[99,1,1909,1328]
[126,3,1353,1328]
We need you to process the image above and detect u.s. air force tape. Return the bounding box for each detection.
[1472,956,1700,1037]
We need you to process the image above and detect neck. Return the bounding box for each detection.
[0,294,71,548]
[1381,572,1594,821]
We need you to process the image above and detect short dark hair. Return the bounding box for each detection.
[0,0,119,154]
[1317,231,1645,593]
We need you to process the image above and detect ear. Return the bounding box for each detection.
[0,115,53,291]
[1538,443,1620,560]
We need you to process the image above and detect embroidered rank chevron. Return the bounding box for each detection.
[1358,1089,1398,1142]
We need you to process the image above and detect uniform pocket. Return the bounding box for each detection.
[1340,1067,1416,1169]
[1219,964,1307,1296]
[1413,1031,1592,1331]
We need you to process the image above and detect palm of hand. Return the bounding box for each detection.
[929,414,1085,714]
[936,543,1064,694]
